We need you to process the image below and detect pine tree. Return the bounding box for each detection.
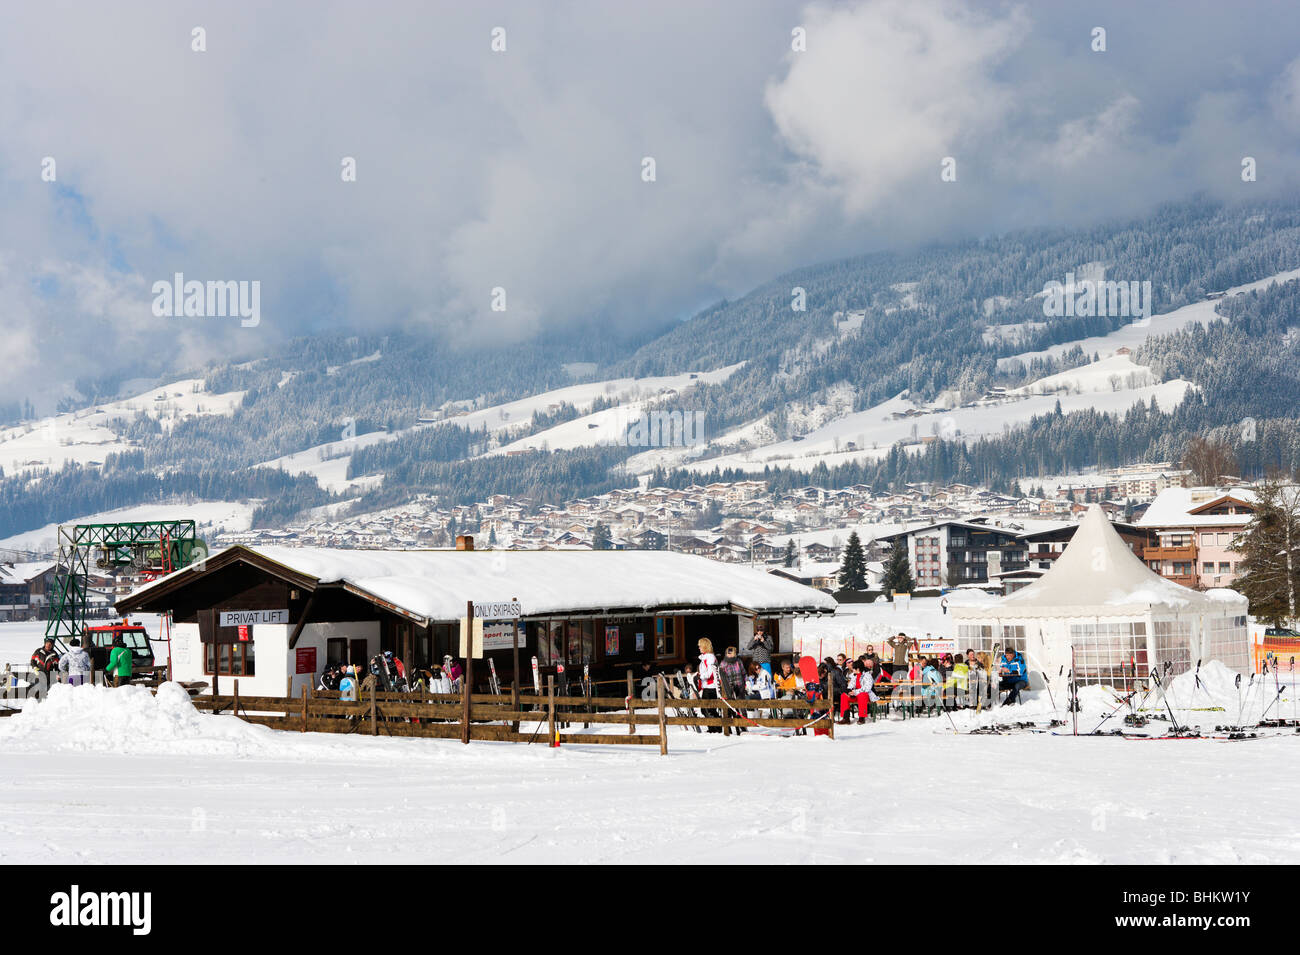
[592,521,612,551]
[838,531,867,589]
[1233,478,1300,626]
[783,540,797,568]
[882,538,914,597]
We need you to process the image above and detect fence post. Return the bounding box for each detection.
[657,675,667,756]
[301,685,308,732]
[720,683,732,737]
[547,674,556,746]
[626,670,635,735]
[233,679,239,717]
[511,678,520,734]
[828,690,836,740]
[460,668,472,745]
[370,683,377,736]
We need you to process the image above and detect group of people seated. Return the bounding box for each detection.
[683,631,1030,731]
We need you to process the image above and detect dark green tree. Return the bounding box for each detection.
[837,531,868,590]
[882,538,915,597]
[592,521,612,551]
[1233,477,1300,626]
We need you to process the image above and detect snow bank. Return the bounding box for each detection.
[0,682,276,756]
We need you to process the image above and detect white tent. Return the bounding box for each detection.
[950,505,1249,687]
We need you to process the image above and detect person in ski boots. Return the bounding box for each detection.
[58,638,92,686]
[998,647,1029,705]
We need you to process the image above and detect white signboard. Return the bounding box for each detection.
[472,600,521,619]
[482,621,520,651]
[219,609,290,627]
[918,638,956,655]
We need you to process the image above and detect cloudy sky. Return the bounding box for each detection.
[1,0,1298,406]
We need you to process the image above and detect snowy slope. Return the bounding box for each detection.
[0,379,245,477]
[0,502,255,553]
[998,267,1300,371]
[661,379,1190,476]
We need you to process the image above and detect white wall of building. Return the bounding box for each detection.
[169,619,380,697]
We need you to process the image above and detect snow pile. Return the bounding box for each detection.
[0,682,275,756]
[1168,660,1240,704]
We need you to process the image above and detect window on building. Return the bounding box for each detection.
[1219,562,1232,574]
[205,640,255,676]
[1202,562,1214,574]
[655,616,678,661]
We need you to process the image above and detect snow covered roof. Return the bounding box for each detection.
[124,545,837,622]
[952,505,1245,617]
[0,561,56,583]
[1137,486,1258,528]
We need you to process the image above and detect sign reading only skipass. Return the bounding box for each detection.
[219,609,290,627]
[472,600,521,619]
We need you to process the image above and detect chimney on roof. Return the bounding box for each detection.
[456,534,475,551]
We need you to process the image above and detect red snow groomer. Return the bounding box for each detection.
[83,620,162,682]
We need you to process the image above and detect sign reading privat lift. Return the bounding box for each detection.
[219,609,290,627]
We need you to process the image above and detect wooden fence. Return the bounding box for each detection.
[181,674,849,755]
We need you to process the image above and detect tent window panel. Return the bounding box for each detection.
[1068,621,1146,688]
[1204,615,1250,673]
[1152,620,1192,677]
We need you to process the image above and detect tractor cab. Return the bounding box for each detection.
[84,621,157,674]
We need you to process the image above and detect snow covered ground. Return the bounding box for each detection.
[0,614,1294,865]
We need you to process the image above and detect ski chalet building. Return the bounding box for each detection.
[116,537,836,697]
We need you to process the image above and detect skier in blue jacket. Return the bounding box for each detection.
[998,647,1029,705]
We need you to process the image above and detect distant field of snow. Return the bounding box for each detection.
[0,379,245,478]
[667,378,1191,476]
[452,364,744,437]
[255,429,394,494]
[0,502,254,553]
[998,267,1300,371]
[1010,353,1155,396]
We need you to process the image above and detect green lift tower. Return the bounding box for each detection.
[44,520,207,647]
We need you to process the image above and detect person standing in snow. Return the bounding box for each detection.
[30,637,60,679]
[718,646,749,733]
[696,638,721,734]
[886,632,916,679]
[105,636,133,687]
[339,665,358,701]
[822,656,850,724]
[745,626,774,676]
[998,647,1029,705]
[443,655,463,692]
[58,638,92,686]
[318,663,342,693]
